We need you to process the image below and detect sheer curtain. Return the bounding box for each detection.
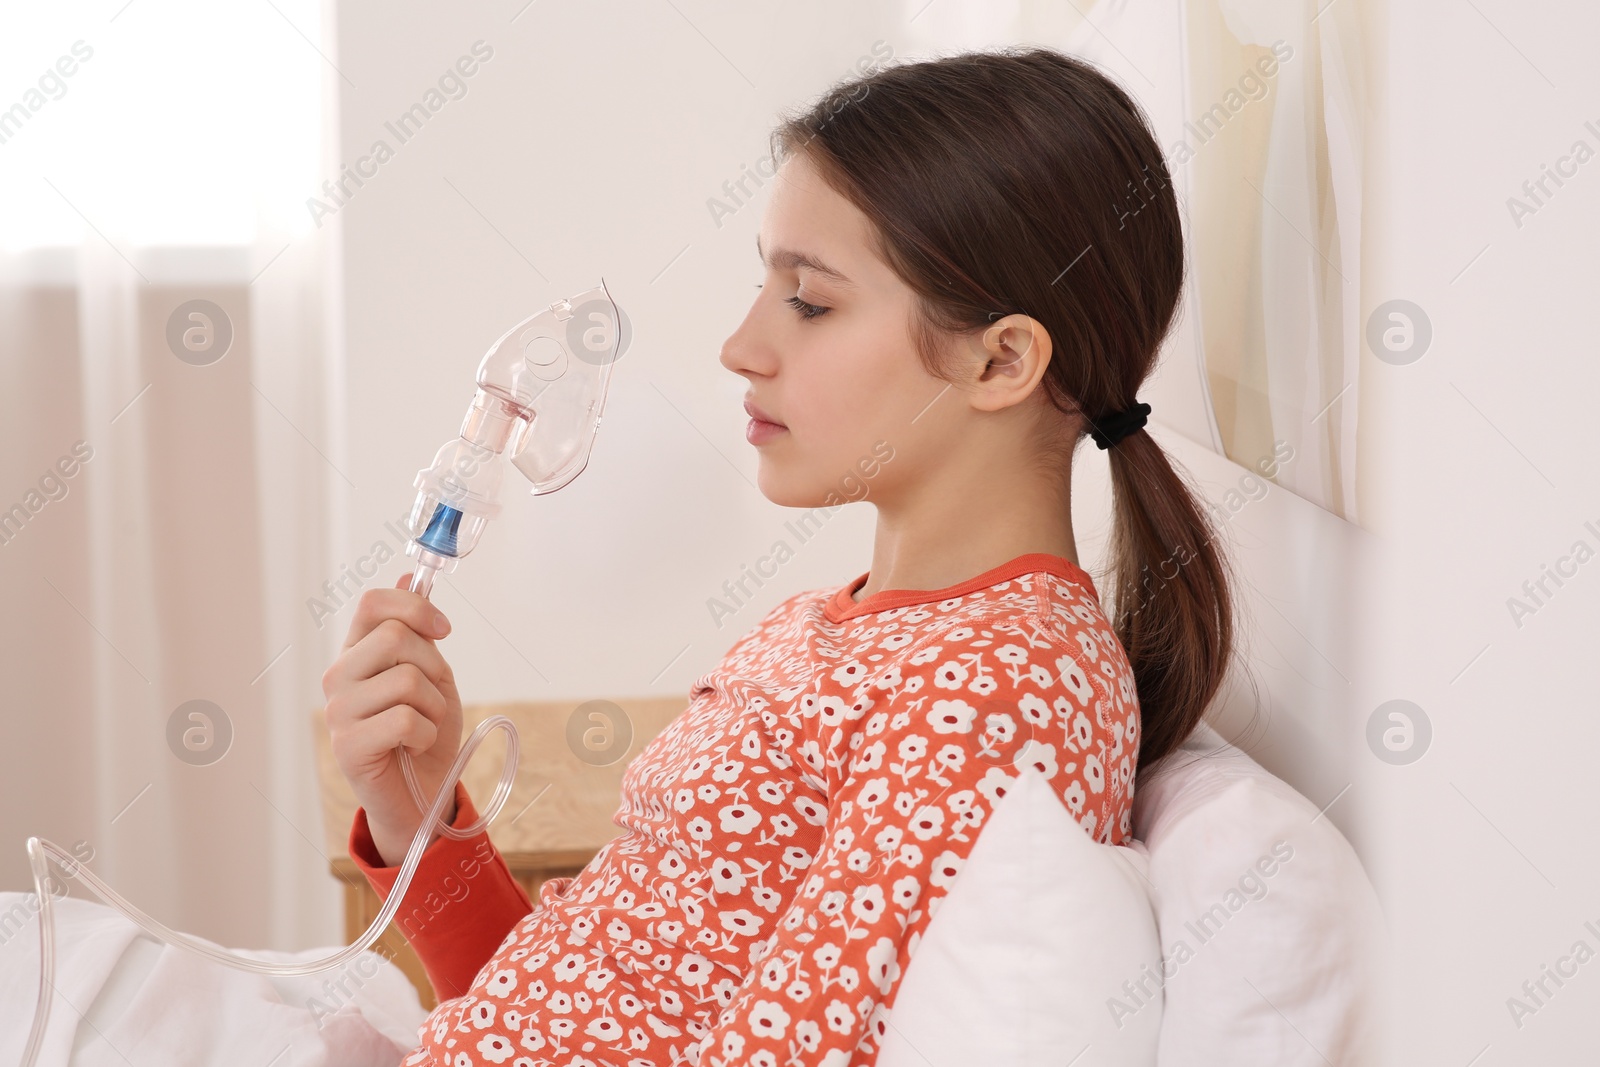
[0,0,345,950]
[1177,0,1369,522]
[903,0,1370,521]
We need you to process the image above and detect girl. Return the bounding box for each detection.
[322,45,1234,1067]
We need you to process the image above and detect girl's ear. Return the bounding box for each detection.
[968,315,1053,411]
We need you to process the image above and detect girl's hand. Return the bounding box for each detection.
[322,574,463,867]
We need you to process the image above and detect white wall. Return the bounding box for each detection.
[1358,2,1600,1061]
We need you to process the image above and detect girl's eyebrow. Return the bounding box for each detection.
[756,234,856,289]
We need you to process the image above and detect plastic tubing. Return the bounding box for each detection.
[19,711,521,1067]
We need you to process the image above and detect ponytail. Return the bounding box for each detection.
[1100,429,1236,768]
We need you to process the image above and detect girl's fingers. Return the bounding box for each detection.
[344,703,440,760]
[326,660,450,734]
[340,581,451,656]
[323,616,454,698]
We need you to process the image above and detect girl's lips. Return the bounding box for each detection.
[742,398,786,427]
[746,417,787,445]
[743,397,787,445]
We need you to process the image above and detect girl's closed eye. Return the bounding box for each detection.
[754,283,830,321]
[784,295,828,320]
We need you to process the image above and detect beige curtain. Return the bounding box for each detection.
[1181,0,1369,522]
[0,1,346,952]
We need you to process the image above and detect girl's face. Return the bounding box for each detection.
[719,151,974,510]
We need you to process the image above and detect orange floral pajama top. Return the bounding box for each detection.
[349,552,1141,1067]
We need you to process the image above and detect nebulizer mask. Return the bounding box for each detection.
[17,282,624,1066]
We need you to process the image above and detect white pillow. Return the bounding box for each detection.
[879,763,1163,1067]
[1132,722,1387,1066]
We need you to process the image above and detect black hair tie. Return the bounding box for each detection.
[1090,401,1151,450]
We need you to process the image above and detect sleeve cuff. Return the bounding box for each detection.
[347,781,535,1000]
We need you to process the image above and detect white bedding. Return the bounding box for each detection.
[0,892,427,1067]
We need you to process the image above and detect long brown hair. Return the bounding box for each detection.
[771,46,1236,770]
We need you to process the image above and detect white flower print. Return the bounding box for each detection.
[851,883,887,923]
[719,803,762,835]
[935,743,966,773]
[720,909,764,936]
[1056,652,1096,705]
[908,804,945,839]
[975,764,1018,806]
[796,739,824,773]
[677,953,716,989]
[932,660,969,689]
[831,661,869,686]
[818,695,850,728]
[858,777,891,808]
[749,1000,791,1039]
[476,1034,514,1063]
[711,858,746,893]
[793,796,827,825]
[1018,692,1051,726]
[927,698,977,733]
[897,734,928,761]
[1071,710,1095,750]
[585,1017,624,1041]
[1085,753,1105,794]
[865,936,903,994]
[1016,738,1058,780]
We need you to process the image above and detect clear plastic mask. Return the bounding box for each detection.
[404,281,622,588]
